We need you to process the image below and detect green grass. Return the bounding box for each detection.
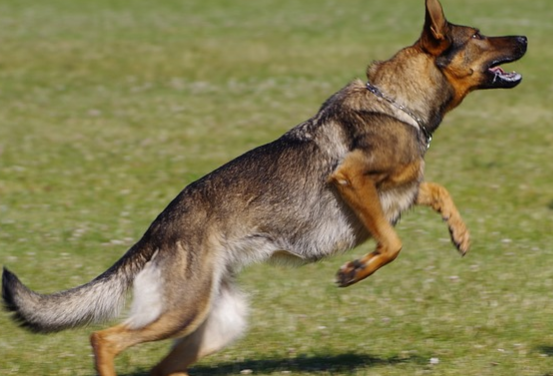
[1,0,552,375]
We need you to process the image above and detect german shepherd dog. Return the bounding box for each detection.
[2,0,527,375]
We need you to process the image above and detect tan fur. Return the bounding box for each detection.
[2,0,527,375]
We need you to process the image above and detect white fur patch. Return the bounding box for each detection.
[379,161,424,224]
[379,183,419,224]
[125,257,163,329]
[200,286,248,354]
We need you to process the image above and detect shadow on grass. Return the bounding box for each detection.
[536,345,553,356]
[534,345,553,376]
[120,352,427,376]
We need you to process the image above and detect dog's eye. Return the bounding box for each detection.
[472,32,483,40]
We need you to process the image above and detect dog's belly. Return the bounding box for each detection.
[224,196,369,268]
[266,181,419,264]
[285,209,368,262]
[221,177,420,268]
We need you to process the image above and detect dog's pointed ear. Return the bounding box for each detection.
[420,0,451,55]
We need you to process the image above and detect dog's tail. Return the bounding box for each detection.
[2,239,156,333]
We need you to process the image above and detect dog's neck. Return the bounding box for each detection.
[365,81,433,149]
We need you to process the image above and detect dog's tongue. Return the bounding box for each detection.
[490,66,506,74]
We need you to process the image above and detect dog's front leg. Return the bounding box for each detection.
[329,152,402,287]
[416,181,470,255]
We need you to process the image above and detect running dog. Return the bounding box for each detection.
[2,0,527,375]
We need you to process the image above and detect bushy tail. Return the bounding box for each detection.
[2,242,155,333]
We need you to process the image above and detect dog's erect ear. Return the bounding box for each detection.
[420,0,451,55]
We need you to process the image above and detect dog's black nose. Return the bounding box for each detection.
[517,36,528,46]
[515,36,528,55]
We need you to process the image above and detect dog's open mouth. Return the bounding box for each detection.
[489,65,522,84]
[480,35,527,89]
[485,59,523,89]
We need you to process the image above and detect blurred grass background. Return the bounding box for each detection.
[0,0,552,375]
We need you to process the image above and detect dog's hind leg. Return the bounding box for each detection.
[90,252,221,376]
[90,296,214,376]
[90,290,215,376]
[150,279,248,376]
[416,181,470,255]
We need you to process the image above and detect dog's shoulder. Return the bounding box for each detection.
[313,80,424,157]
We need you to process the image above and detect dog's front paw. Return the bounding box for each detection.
[336,259,366,287]
[448,216,470,256]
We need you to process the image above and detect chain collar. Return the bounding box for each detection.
[366,81,432,149]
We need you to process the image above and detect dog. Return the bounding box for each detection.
[2,0,527,375]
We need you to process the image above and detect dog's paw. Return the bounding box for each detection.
[335,259,366,287]
[448,217,470,256]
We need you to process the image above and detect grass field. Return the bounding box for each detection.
[1,0,552,375]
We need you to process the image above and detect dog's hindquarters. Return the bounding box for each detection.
[90,234,248,376]
[150,277,248,376]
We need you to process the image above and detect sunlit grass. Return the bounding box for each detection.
[1,0,552,375]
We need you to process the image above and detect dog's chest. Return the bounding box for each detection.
[378,160,425,224]
[378,181,420,225]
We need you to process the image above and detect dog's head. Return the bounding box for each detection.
[419,0,527,105]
